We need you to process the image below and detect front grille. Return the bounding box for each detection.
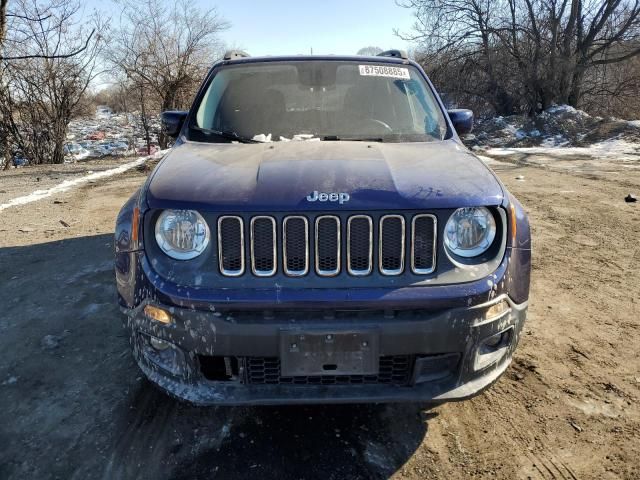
[379,215,405,275]
[411,214,437,274]
[315,216,340,276]
[218,216,244,276]
[347,215,373,275]
[215,213,437,278]
[250,216,276,276]
[245,356,413,385]
[283,216,309,276]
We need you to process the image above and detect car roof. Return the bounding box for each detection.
[219,54,412,67]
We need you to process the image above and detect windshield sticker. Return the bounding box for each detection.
[358,65,410,79]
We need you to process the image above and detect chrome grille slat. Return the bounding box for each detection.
[315,215,341,276]
[250,216,277,277]
[283,216,309,276]
[215,213,436,278]
[218,216,245,276]
[347,215,373,276]
[379,215,405,275]
[411,214,437,274]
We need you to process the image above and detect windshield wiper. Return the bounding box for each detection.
[322,135,384,142]
[195,127,259,144]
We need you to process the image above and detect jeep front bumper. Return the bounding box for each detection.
[122,295,527,405]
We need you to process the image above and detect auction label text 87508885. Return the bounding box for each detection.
[358,65,410,79]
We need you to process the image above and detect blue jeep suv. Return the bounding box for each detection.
[115,50,531,405]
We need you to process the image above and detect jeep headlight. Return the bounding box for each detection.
[444,207,496,258]
[155,209,210,260]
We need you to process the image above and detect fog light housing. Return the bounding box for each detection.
[144,305,172,324]
[150,337,170,351]
[474,327,513,371]
[138,334,188,377]
[480,329,511,352]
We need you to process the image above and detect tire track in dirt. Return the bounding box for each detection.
[485,381,579,480]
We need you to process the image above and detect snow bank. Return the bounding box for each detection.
[468,104,640,150]
[544,105,589,117]
[484,138,639,159]
[0,150,168,212]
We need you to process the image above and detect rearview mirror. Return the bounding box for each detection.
[448,109,474,135]
[161,111,188,138]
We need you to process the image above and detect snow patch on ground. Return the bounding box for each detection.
[0,150,168,212]
[540,134,570,147]
[484,138,640,159]
[544,104,589,117]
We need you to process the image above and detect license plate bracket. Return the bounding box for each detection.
[279,329,379,377]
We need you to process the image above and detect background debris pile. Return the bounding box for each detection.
[465,105,640,149]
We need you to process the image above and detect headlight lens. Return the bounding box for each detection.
[155,209,210,260]
[444,207,496,258]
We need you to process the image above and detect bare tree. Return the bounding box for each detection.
[87,80,135,114]
[1,0,96,60]
[109,0,229,147]
[398,0,640,116]
[0,0,105,166]
[580,45,640,117]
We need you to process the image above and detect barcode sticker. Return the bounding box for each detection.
[358,65,410,79]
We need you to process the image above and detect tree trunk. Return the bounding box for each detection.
[52,137,65,164]
[490,81,517,116]
[1,133,9,170]
[0,0,8,48]
[0,0,8,168]
[567,65,586,107]
[49,111,69,165]
[158,88,177,149]
[158,125,167,149]
[139,86,151,155]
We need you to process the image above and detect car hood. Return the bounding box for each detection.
[146,140,504,211]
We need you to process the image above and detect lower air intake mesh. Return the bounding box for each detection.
[245,356,413,386]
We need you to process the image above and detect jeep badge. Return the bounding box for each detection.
[306,191,350,204]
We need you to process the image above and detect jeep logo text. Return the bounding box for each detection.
[306,191,350,204]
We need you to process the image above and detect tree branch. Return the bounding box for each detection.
[0,28,95,60]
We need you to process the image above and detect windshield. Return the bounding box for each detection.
[192,61,448,143]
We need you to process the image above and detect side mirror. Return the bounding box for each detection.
[448,109,474,135]
[161,111,188,138]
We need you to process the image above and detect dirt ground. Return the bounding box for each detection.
[0,154,639,479]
